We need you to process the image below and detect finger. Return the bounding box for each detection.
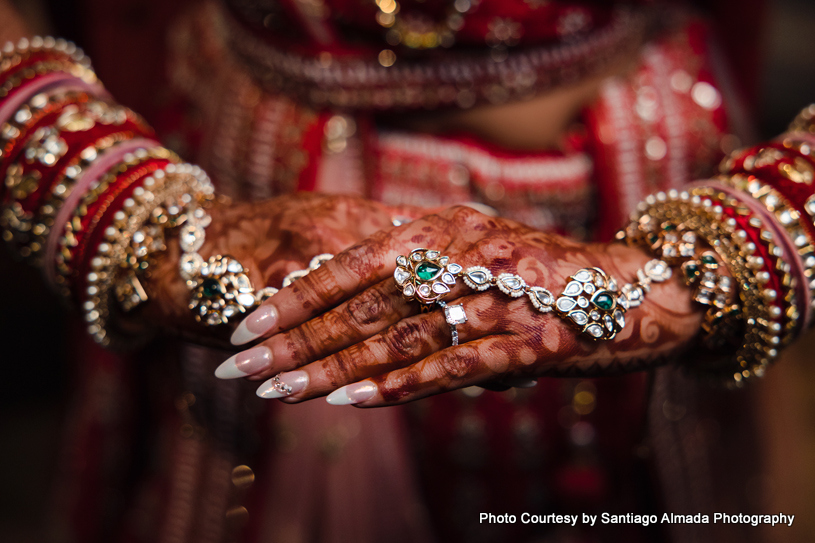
[253,292,501,400]
[326,335,530,407]
[245,278,475,380]
[230,206,483,345]
[229,228,411,345]
[218,275,472,381]
[245,279,419,380]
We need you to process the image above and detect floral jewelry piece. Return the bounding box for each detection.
[395,248,671,341]
[181,206,334,326]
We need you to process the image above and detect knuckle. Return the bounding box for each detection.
[436,346,481,383]
[282,321,324,365]
[321,343,367,387]
[335,239,388,282]
[344,286,393,330]
[443,205,481,223]
[291,265,342,310]
[381,317,433,361]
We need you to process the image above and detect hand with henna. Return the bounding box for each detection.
[216,205,706,405]
[130,192,431,348]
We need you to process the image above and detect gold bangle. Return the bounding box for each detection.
[622,189,781,386]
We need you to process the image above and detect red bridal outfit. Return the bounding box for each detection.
[35,0,772,542]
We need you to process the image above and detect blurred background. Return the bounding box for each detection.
[1,0,814,541]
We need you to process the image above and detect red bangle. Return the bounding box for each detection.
[63,157,172,295]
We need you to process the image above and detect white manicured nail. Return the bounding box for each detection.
[256,371,308,399]
[231,304,278,345]
[326,381,377,406]
[214,346,272,379]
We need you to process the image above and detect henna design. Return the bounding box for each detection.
[242,205,704,405]
[131,193,429,346]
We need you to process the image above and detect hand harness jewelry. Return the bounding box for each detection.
[394,248,673,341]
[175,196,333,326]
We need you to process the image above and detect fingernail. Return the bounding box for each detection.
[326,381,377,406]
[214,346,273,379]
[231,304,278,345]
[256,371,308,399]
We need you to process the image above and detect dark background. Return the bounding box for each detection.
[1,0,815,541]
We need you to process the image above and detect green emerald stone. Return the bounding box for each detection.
[684,263,699,279]
[202,278,223,297]
[416,261,441,281]
[663,224,676,231]
[592,291,615,311]
[701,255,717,265]
[648,234,659,245]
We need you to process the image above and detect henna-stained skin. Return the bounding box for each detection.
[239,205,704,405]
[130,193,432,347]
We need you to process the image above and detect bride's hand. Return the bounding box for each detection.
[133,193,427,347]
[221,206,704,406]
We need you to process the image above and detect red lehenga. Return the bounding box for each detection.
[48,1,770,542]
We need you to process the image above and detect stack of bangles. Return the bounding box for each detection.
[1,37,814,386]
[0,36,332,348]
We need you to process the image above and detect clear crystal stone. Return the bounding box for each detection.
[614,309,626,328]
[557,297,577,312]
[583,283,595,294]
[236,274,252,293]
[445,304,468,325]
[432,282,450,294]
[502,276,522,290]
[468,270,489,284]
[180,253,203,279]
[425,250,440,259]
[447,263,462,274]
[227,260,243,273]
[587,324,604,338]
[442,272,456,285]
[179,225,204,252]
[534,288,552,305]
[574,270,592,282]
[604,314,614,331]
[222,304,242,318]
[696,289,712,304]
[396,255,408,267]
[206,313,223,326]
[439,257,449,266]
[644,259,672,281]
[577,297,589,308]
[564,281,582,296]
[590,310,601,321]
[394,267,411,285]
[570,311,588,325]
[403,284,415,297]
[418,284,432,297]
[237,293,256,307]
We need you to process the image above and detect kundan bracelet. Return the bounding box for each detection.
[395,247,673,341]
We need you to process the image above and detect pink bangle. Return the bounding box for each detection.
[43,137,161,286]
[0,72,107,127]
